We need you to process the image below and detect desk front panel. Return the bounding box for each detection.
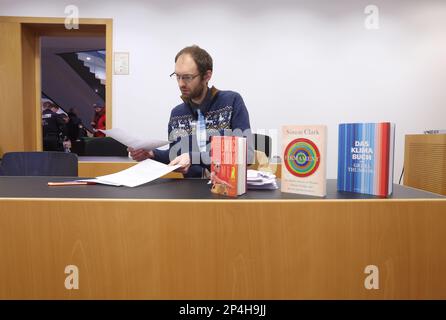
[0,199,445,299]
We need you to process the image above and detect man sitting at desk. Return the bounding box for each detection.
[129,45,254,177]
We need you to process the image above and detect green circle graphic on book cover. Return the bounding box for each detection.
[284,138,321,178]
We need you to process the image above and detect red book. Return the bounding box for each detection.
[210,136,247,197]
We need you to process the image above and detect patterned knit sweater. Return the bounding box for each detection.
[153,86,254,177]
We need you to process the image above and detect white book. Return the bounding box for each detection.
[237,137,247,195]
[281,125,327,197]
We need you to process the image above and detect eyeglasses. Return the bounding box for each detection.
[170,72,200,83]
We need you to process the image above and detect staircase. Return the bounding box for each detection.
[58,50,106,100]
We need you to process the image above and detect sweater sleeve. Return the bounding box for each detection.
[230,92,251,133]
[153,148,170,164]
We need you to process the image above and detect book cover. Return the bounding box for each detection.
[337,122,395,197]
[281,125,327,197]
[210,136,247,197]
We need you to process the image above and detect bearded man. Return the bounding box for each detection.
[129,45,253,178]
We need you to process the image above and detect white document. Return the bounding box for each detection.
[79,158,180,187]
[247,169,276,181]
[99,128,169,150]
[246,169,278,190]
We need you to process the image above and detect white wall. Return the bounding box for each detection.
[2,0,446,180]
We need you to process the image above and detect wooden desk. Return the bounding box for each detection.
[0,178,445,299]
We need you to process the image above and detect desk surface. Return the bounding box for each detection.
[0,177,443,200]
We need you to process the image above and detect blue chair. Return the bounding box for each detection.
[0,151,78,176]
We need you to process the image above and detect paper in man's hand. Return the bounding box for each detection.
[99,128,169,150]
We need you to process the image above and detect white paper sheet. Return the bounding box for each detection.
[78,158,180,187]
[247,169,276,180]
[246,169,278,190]
[99,128,169,150]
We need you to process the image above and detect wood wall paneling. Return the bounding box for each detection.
[404,134,446,195]
[0,22,24,154]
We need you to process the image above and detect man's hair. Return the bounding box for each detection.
[175,45,213,76]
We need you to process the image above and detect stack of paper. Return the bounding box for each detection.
[247,169,278,190]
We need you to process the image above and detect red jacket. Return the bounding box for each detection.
[93,111,106,137]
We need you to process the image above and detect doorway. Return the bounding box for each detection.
[0,17,112,155]
[41,36,106,153]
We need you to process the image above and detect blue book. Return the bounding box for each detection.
[337,123,395,196]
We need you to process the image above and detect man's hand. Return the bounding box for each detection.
[169,153,191,174]
[128,147,154,162]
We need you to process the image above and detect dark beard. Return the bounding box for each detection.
[189,83,206,101]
